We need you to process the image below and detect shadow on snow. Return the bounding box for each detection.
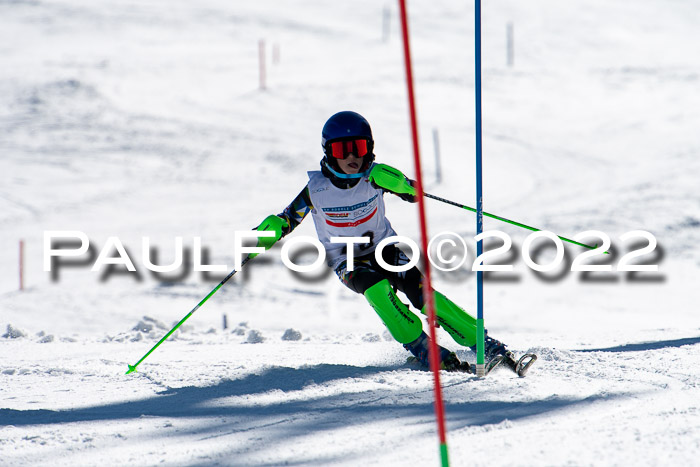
[574,336,700,353]
[1,363,626,465]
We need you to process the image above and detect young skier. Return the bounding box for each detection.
[252,111,531,374]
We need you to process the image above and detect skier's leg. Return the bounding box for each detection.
[426,290,478,347]
[362,246,466,370]
[363,279,423,344]
[371,246,533,373]
[424,292,508,355]
[375,244,479,347]
[337,260,463,369]
[336,260,422,344]
[363,280,462,369]
[424,291,508,358]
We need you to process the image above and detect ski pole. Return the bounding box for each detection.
[125,255,252,375]
[425,192,604,252]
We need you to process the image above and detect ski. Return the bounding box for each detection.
[502,351,537,377]
[406,354,505,376]
[465,354,505,376]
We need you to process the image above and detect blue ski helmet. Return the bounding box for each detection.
[321,111,375,181]
[321,111,373,149]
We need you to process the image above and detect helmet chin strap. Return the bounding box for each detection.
[322,160,372,179]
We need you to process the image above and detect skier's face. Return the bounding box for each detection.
[337,153,363,174]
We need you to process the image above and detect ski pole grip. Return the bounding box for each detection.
[254,215,288,251]
[369,164,417,196]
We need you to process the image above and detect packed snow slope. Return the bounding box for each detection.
[1,0,699,465]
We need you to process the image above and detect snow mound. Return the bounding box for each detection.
[281,328,302,341]
[246,330,265,343]
[131,316,168,333]
[529,346,573,362]
[232,322,248,336]
[362,333,381,342]
[104,316,178,343]
[3,324,26,339]
[38,334,54,343]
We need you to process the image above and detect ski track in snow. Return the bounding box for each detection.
[2,0,700,465]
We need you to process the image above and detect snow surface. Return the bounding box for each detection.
[1,0,700,465]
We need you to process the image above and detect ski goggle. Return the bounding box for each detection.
[327,139,370,159]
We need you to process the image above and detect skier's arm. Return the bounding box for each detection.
[368,163,418,203]
[277,185,313,235]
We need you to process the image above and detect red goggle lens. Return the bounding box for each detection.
[330,139,369,159]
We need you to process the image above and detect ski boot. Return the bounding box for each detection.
[404,331,470,372]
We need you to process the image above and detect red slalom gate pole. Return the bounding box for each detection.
[397,1,450,465]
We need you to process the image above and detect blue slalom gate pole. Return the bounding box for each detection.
[475,0,486,377]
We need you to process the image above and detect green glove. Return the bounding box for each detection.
[368,163,417,197]
[251,215,289,258]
